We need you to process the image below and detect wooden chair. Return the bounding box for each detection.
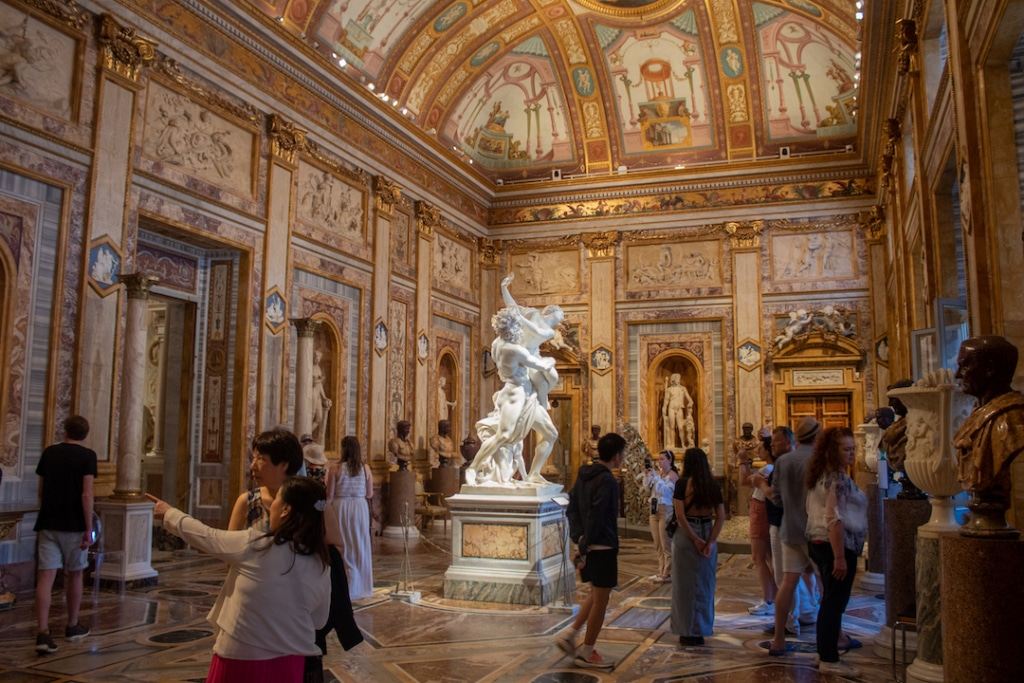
[414,477,449,535]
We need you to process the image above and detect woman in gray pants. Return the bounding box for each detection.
[671,448,726,646]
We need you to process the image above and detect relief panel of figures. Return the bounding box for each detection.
[432,231,474,302]
[625,240,723,290]
[507,248,581,298]
[295,159,368,255]
[0,3,80,121]
[389,204,416,278]
[766,225,868,293]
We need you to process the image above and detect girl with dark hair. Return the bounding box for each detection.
[671,448,725,646]
[229,428,305,532]
[804,427,867,677]
[148,477,330,683]
[326,435,373,599]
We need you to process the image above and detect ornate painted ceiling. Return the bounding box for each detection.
[251,0,862,182]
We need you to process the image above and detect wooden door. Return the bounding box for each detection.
[787,393,851,430]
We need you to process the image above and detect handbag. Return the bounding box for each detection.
[665,511,678,537]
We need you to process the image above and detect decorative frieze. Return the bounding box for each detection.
[153,57,260,124]
[22,0,88,30]
[96,13,156,82]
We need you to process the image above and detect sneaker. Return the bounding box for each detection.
[555,630,579,656]
[819,659,862,678]
[574,649,615,670]
[748,600,775,616]
[35,633,58,654]
[64,623,90,641]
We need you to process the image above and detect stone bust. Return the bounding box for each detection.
[732,422,759,465]
[387,420,415,471]
[952,336,1024,537]
[583,425,601,462]
[428,419,458,469]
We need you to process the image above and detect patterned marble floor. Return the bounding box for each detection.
[0,528,893,682]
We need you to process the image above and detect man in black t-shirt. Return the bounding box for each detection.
[33,415,97,654]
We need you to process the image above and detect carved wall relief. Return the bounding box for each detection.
[142,80,256,195]
[201,259,232,463]
[508,249,580,296]
[389,205,414,276]
[387,298,408,432]
[296,160,366,240]
[771,230,856,282]
[626,241,722,290]
[433,232,471,292]
[0,4,79,119]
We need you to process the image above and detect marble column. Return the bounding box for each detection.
[96,273,159,586]
[585,232,617,433]
[940,534,1024,682]
[291,318,319,438]
[873,497,929,659]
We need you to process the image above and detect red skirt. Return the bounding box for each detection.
[206,653,304,683]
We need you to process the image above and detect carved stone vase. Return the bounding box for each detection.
[891,384,972,531]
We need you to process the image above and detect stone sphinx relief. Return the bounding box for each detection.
[772,231,855,281]
[0,7,76,119]
[297,161,365,238]
[143,81,254,194]
[627,242,722,289]
[433,233,470,289]
[508,250,579,296]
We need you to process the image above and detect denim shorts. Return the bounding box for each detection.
[37,529,89,571]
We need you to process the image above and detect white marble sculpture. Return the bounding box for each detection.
[437,376,456,422]
[311,348,332,444]
[662,373,695,449]
[465,274,562,487]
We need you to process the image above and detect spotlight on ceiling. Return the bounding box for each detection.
[845,144,855,153]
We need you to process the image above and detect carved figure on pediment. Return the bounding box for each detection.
[818,305,855,337]
[773,309,812,350]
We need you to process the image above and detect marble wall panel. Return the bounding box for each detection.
[0,3,79,121]
[765,223,869,293]
[201,260,232,463]
[462,523,528,561]
[136,241,198,293]
[294,159,370,261]
[432,231,475,303]
[625,240,724,292]
[139,79,259,208]
[507,248,582,301]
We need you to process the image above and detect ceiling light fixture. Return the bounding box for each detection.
[855,10,863,20]
[331,52,337,59]
[339,58,347,67]
[368,83,375,91]
[275,15,284,23]
[401,108,408,115]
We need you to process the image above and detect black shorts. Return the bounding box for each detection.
[580,549,618,588]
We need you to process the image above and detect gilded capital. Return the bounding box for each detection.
[478,237,499,267]
[96,14,156,82]
[864,205,886,242]
[269,114,307,165]
[290,317,320,338]
[583,230,618,258]
[374,176,403,215]
[724,220,764,249]
[120,273,159,299]
[415,201,443,239]
[896,19,919,76]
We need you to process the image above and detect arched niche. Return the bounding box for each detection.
[436,350,459,441]
[645,349,705,454]
[311,313,342,454]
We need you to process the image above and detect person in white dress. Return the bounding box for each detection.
[326,436,373,600]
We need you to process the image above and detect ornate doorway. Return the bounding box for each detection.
[786,393,851,430]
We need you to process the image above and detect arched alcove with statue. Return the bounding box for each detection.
[643,349,711,456]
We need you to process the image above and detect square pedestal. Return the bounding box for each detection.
[94,498,158,586]
[443,491,574,606]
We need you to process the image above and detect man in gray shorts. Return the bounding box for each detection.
[33,415,96,654]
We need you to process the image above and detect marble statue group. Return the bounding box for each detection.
[465,274,563,487]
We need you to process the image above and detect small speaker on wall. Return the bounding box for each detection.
[845,144,855,153]
[496,178,504,186]
[551,169,562,180]
[779,146,791,159]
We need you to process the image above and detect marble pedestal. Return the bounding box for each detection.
[860,483,886,591]
[906,533,944,683]
[735,474,751,516]
[940,534,1024,683]
[94,498,158,586]
[874,498,929,659]
[443,489,574,606]
[428,466,461,498]
[383,469,419,540]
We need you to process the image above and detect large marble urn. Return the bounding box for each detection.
[890,380,972,531]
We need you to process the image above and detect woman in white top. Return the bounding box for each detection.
[643,450,679,581]
[148,477,331,683]
[804,426,867,677]
[326,435,374,600]
[739,428,777,616]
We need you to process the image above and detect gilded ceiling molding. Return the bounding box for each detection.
[764,213,862,233]
[20,0,88,30]
[152,57,261,124]
[96,13,156,82]
[373,176,403,215]
[478,238,499,268]
[895,18,919,76]
[268,114,307,165]
[863,205,886,242]
[724,220,764,249]
[582,231,618,258]
[415,201,443,239]
[499,233,580,252]
[302,139,369,186]
[621,223,723,242]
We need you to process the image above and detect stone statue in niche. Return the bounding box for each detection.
[437,376,456,422]
[429,419,459,468]
[952,336,1024,538]
[732,422,759,465]
[310,348,332,445]
[465,273,562,486]
[881,378,925,498]
[583,425,601,462]
[662,373,695,450]
[387,420,414,471]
